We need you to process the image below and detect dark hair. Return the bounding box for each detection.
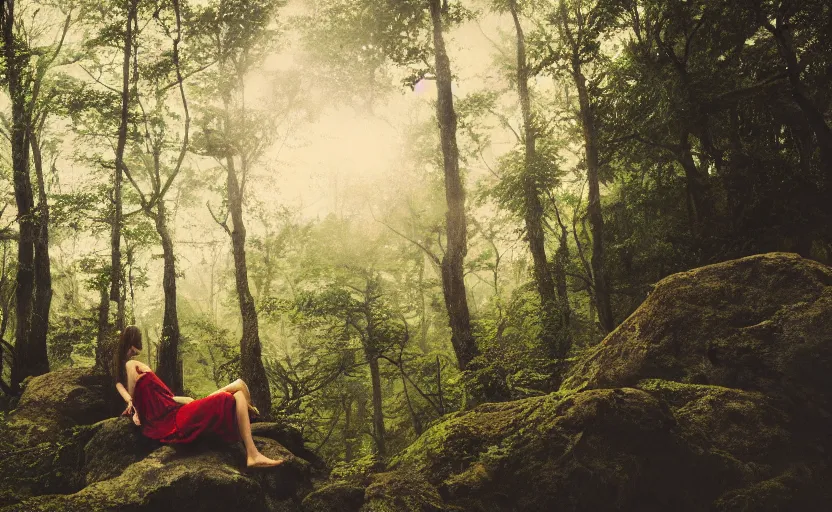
[113,326,143,386]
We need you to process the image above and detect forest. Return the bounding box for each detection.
[0,0,831,509]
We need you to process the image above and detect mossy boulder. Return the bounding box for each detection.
[360,470,448,512]
[301,469,448,512]
[0,423,102,507]
[635,380,804,473]
[302,480,366,512]
[3,368,111,448]
[393,388,728,511]
[252,421,327,472]
[562,253,832,420]
[82,417,162,485]
[2,433,311,512]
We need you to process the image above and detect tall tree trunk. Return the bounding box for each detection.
[110,0,137,337]
[94,286,111,374]
[363,280,386,456]
[417,255,429,353]
[225,152,272,418]
[572,61,614,334]
[367,354,386,457]
[553,212,571,330]
[428,0,479,372]
[510,0,566,360]
[677,131,713,232]
[2,0,44,389]
[152,201,183,394]
[30,132,52,379]
[343,396,354,462]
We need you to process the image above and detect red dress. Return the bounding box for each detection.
[129,367,239,444]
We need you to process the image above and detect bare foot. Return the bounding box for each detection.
[246,453,285,468]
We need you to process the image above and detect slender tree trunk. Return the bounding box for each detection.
[225,152,272,417]
[3,1,43,389]
[367,354,386,457]
[152,201,183,394]
[677,131,713,232]
[110,0,137,337]
[29,132,52,378]
[554,215,571,329]
[343,396,354,462]
[572,61,614,334]
[94,287,111,374]
[402,368,423,435]
[510,0,565,360]
[428,0,479,372]
[417,255,429,353]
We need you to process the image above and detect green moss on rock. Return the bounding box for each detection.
[360,470,446,512]
[2,434,311,512]
[4,368,110,448]
[302,480,366,512]
[394,388,727,511]
[562,253,832,419]
[82,418,161,485]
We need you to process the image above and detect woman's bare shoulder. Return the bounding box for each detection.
[126,360,152,373]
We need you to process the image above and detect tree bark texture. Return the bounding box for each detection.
[29,133,52,379]
[2,0,46,389]
[111,0,137,335]
[225,152,272,418]
[572,60,615,334]
[152,201,183,395]
[367,355,386,457]
[94,287,111,374]
[429,0,479,372]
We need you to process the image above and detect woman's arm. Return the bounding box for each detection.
[172,396,194,405]
[116,382,132,404]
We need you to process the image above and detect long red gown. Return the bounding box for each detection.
[128,367,239,444]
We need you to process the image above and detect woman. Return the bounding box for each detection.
[114,326,283,468]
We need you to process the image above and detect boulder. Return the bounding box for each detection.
[301,467,448,512]
[252,420,327,472]
[3,368,111,447]
[82,417,161,485]
[2,434,311,512]
[392,388,724,512]
[0,423,101,507]
[561,253,832,421]
[302,480,365,512]
[360,470,447,512]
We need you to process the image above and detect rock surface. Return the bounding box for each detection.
[561,253,832,417]
[2,425,313,512]
[3,368,111,448]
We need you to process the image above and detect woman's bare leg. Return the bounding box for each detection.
[210,379,259,417]
[209,379,252,404]
[234,391,283,468]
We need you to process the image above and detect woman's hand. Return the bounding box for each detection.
[122,400,134,417]
[132,408,141,426]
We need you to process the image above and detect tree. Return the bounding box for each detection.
[1,0,75,389]
[538,0,620,334]
[118,0,191,394]
[191,0,287,417]
[505,0,568,362]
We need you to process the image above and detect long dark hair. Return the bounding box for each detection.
[113,326,142,386]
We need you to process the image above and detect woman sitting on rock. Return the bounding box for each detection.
[113,325,284,468]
